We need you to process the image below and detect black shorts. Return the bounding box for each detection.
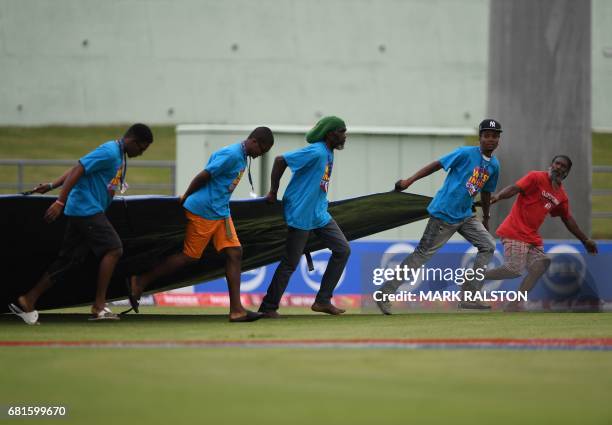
[48,213,122,281]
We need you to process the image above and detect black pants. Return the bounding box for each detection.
[47,213,122,283]
[259,218,350,312]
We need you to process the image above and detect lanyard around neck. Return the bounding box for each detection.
[117,139,128,193]
[241,142,256,196]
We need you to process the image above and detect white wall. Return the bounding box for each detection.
[1,0,609,128]
[0,0,487,127]
[592,0,612,131]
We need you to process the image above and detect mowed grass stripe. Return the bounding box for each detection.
[1,348,611,425]
[2,309,612,341]
[2,337,612,351]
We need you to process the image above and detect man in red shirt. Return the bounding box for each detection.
[486,155,598,311]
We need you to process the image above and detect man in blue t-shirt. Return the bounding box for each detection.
[129,127,274,323]
[376,119,502,314]
[9,124,153,324]
[259,116,351,317]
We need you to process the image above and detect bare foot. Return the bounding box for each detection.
[91,304,106,315]
[17,295,34,313]
[229,309,247,321]
[311,302,346,315]
[229,309,262,323]
[259,310,282,319]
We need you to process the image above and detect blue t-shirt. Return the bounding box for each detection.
[184,142,247,220]
[282,141,333,230]
[427,146,500,224]
[65,141,123,217]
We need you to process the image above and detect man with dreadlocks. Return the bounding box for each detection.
[259,116,351,317]
[484,154,598,311]
[129,126,274,322]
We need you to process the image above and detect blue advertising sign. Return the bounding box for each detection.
[194,241,612,305]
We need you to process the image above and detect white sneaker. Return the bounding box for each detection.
[8,303,39,325]
[88,307,119,321]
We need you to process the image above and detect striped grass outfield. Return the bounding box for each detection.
[3,338,611,350]
[0,125,176,195]
[1,307,612,425]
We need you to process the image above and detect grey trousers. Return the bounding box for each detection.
[259,218,351,312]
[382,216,495,293]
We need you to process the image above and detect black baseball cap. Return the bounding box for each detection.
[478,119,502,133]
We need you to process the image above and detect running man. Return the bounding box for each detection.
[129,127,274,322]
[376,119,503,314]
[9,123,153,324]
[485,155,598,311]
[258,116,351,318]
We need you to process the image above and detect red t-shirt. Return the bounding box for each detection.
[496,171,571,246]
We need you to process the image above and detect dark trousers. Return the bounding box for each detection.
[48,213,122,283]
[259,218,351,312]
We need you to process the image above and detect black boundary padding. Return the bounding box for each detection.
[0,191,431,312]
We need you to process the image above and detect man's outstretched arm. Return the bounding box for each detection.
[561,216,598,254]
[29,167,73,194]
[44,163,85,223]
[490,184,523,204]
[265,156,288,203]
[395,160,443,192]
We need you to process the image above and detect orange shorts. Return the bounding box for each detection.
[183,210,241,259]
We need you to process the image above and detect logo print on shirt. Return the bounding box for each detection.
[541,190,560,210]
[320,158,333,193]
[107,163,125,195]
[228,169,245,193]
[465,166,490,196]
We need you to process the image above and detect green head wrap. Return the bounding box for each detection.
[305,116,346,143]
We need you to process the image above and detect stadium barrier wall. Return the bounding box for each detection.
[136,240,612,312]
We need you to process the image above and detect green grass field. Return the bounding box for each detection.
[2,307,612,425]
[1,127,611,424]
[0,126,176,195]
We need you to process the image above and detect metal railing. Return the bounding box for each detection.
[0,160,610,217]
[0,159,176,195]
[592,165,612,219]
